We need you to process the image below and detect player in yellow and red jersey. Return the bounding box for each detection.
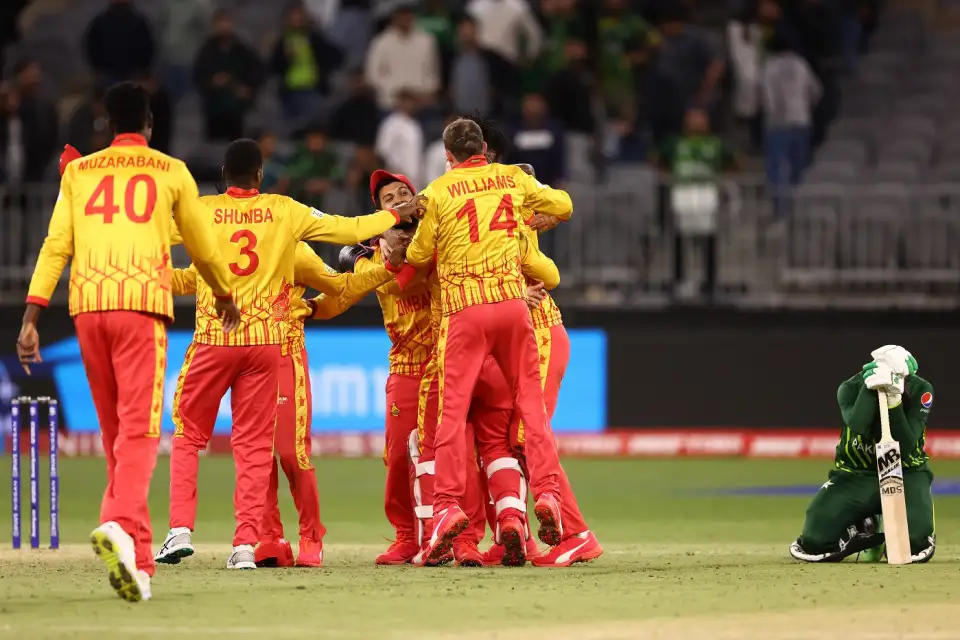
[397,118,572,565]
[339,170,438,565]
[16,82,239,603]
[154,139,419,571]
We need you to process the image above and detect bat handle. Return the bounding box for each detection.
[878,390,893,442]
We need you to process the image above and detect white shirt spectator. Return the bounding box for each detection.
[762,52,822,128]
[303,0,339,29]
[376,111,423,187]
[365,25,440,109]
[422,138,448,184]
[466,0,542,65]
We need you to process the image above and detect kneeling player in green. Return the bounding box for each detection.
[790,345,936,563]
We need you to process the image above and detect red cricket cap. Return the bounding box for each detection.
[369,169,415,205]
[59,144,82,176]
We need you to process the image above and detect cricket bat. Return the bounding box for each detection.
[876,390,912,565]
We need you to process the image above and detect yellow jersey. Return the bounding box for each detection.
[172,241,394,354]
[406,157,572,316]
[27,134,231,320]
[359,248,436,376]
[518,216,563,330]
[184,187,399,346]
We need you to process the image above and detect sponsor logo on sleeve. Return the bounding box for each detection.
[311,208,325,219]
[921,392,933,409]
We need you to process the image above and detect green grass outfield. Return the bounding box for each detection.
[2,457,960,639]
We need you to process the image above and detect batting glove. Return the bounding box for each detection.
[870,345,918,377]
[862,361,904,407]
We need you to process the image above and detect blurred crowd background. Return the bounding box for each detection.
[1,0,959,308]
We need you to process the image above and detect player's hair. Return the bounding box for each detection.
[104,81,151,135]
[442,118,484,163]
[464,114,509,162]
[223,138,263,187]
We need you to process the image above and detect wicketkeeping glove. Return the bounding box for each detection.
[870,345,918,377]
[862,361,904,407]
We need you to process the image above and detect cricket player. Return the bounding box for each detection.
[155,139,419,570]
[790,346,935,563]
[398,118,572,564]
[165,243,395,568]
[339,170,436,565]
[16,82,239,602]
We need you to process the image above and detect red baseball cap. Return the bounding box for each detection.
[369,169,415,205]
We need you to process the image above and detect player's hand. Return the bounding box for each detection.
[862,362,904,406]
[870,345,918,377]
[387,238,409,269]
[525,282,546,310]
[16,323,41,375]
[528,213,563,232]
[215,297,242,333]
[394,195,427,223]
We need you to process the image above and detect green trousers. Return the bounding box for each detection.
[800,468,935,556]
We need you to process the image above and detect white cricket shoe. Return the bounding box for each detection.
[226,544,256,570]
[90,521,151,602]
[155,527,194,564]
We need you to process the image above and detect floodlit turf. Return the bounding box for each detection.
[2,458,960,639]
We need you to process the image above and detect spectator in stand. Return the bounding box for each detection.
[157,0,213,104]
[649,5,725,144]
[449,17,494,116]
[728,1,764,150]
[597,0,659,131]
[329,68,382,147]
[279,126,344,210]
[0,1,27,73]
[466,0,543,68]
[84,0,155,89]
[375,88,423,187]
[423,113,457,184]
[136,71,173,154]
[0,60,58,184]
[65,87,111,156]
[544,39,595,179]
[652,108,739,299]
[537,0,595,78]
[270,2,344,121]
[507,92,566,255]
[418,0,458,82]
[193,10,263,142]
[366,5,440,110]
[257,131,289,193]
[763,31,821,216]
[346,145,385,213]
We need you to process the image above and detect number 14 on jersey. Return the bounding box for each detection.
[456,195,517,243]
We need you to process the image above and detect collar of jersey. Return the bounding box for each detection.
[453,155,488,169]
[111,134,148,147]
[226,187,260,198]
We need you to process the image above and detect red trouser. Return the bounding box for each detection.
[383,373,419,538]
[170,342,281,546]
[433,299,560,513]
[260,347,325,543]
[75,311,167,576]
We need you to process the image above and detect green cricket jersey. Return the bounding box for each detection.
[834,373,934,474]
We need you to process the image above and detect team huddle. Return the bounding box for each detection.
[15,82,600,603]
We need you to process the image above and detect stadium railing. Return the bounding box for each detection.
[2,179,959,309]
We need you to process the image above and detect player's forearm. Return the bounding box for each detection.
[521,249,560,290]
[345,263,394,298]
[171,268,198,296]
[176,216,232,297]
[846,384,878,436]
[303,210,400,245]
[21,303,42,328]
[26,246,71,306]
[887,405,922,451]
[537,189,574,220]
[405,241,432,268]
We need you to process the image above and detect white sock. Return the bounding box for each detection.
[170,526,190,535]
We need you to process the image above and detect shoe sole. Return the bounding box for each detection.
[500,526,527,567]
[155,545,194,565]
[426,517,469,564]
[90,530,143,603]
[534,503,562,546]
[375,558,414,565]
[531,543,604,568]
[295,559,323,568]
[227,561,256,570]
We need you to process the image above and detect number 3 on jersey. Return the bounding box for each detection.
[457,195,517,243]
[84,174,157,224]
[229,229,259,276]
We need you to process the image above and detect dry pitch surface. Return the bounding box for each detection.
[1,458,960,639]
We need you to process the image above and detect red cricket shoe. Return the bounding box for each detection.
[534,493,563,546]
[417,506,468,566]
[499,516,527,567]
[483,537,541,566]
[453,539,484,567]
[375,536,421,565]
[531,531,603,568]
[296,538,323,567]
[255,539,294,567]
